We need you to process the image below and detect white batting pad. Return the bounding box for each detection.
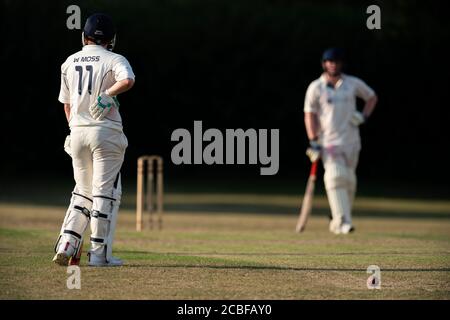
[54,190,92,258]
[89,174,121,263]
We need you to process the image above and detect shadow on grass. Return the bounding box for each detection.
[119,250,450,257]
[122,264,450,273]
[162,204,450,219]
[117,250,450,272]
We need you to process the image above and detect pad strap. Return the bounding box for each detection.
[63,229,82,239]
[74,205,91,218]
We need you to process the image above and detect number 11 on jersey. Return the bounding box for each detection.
[75,65,93,95]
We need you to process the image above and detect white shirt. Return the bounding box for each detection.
[304,73,375,147]
[58,45,135,132]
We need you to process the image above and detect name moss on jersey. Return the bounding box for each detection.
[74,56,100,63]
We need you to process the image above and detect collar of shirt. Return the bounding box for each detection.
[82,44,107,52]
[320,73,346,89]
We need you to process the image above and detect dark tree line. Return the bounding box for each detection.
[1,0,448,186]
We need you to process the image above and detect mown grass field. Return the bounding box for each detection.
[1,193,449,299]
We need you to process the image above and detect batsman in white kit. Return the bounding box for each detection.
[53,13,135,266]
[304,48,377,234]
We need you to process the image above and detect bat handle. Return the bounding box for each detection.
[311,161,318,177]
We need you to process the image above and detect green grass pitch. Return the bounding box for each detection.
[1,193,449,299]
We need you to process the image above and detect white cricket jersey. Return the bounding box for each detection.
[304,73,375,147]
[58,45,135,132]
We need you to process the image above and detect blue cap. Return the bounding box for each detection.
[322,48,345,62]
[83,13,115,43]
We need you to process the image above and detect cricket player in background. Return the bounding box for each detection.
[304,48,377,234]
[53,13,135,266]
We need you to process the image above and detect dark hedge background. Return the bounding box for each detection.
[1,0,449,193]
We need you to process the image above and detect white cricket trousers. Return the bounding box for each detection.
[322,143,360,226]
[70,126,128,199]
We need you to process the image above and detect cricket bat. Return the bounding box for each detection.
[295,161,318,233]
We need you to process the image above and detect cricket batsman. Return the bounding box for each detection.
[53,13,135,266]
[304,48,377,234]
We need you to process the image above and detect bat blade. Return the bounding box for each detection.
[295,161,318,233]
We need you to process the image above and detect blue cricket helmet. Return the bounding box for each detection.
[322,48,345,62]
[82,13,116,50]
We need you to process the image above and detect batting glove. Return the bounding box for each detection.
[89,92,120,121]
[306,140,321,163]
[350,111,366,126]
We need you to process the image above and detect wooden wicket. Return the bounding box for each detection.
[136,155,163,231]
